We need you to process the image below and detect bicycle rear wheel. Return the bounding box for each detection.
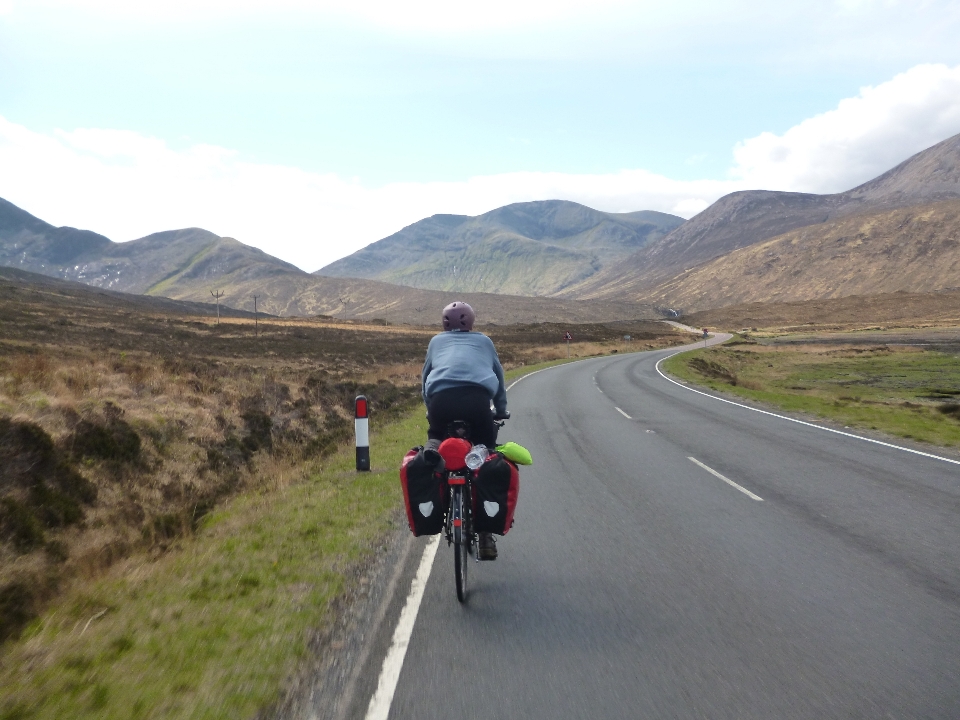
[452,486,469,603]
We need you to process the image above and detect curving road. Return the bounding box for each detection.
[362,338,960,719]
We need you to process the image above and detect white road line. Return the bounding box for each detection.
[507,363,566,391]
[369,370,538,719]
[615,407,632,419]
[365,534,441,720]
[656,355,960,467]
[688,457,764,501]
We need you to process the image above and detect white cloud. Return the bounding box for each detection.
[3,63,960,272]
[730,63,960,193]
[19,0,635,31]
[0,115,736,271]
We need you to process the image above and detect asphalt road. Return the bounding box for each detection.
[375,338,960,719]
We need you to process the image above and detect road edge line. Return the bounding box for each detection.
[656,353,960,467]
[364,534,441,720]
[361,346,696,718]
[362,362,568,719]
[506,363,566,391]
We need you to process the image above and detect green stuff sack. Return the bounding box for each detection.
[495,441,533,466]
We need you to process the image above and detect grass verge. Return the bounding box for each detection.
[662,339,960,448]
[0,360,562,719]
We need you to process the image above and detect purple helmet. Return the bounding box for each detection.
[442,301,475,331]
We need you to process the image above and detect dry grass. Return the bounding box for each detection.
[663,338,960,448]
[0,276,688,648]
[0,343,422,644]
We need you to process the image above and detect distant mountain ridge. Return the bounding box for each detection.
[316,200,683,296]
[0,198,302,295]
[571,132,960,300]
[4,130,960,320]
[0,197,113,269]
[637,199,960,312]
[0,197,661,323]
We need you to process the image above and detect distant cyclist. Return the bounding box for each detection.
[421,301,508,559]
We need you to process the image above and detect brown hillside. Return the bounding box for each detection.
[569,132,960,300]
[683,288,960,331]
[637,199,960,312]
[157,271,663,325]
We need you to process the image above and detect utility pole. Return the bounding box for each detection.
[210,290,224,325]
[253,295,260,338]
[339,296,348,319]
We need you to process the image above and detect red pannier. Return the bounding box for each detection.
[399,447,446,536]
[473,452,520,535]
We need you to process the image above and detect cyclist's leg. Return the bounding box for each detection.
[426,386,494,441]
[455,391,495,447]
[450,388,500,560]
[426,388,461,440]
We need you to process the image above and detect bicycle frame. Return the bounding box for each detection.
[442,417,506,604]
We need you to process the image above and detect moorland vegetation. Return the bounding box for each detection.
[0,270,685,653]
[664,333,960,449]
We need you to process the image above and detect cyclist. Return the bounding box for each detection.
[421,301,508,560]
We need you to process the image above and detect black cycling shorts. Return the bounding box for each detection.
[426,385,498,448]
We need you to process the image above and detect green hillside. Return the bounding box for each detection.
[316,200,683,296]
[0,197,309,304]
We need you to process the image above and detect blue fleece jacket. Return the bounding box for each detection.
[421,330,507,415]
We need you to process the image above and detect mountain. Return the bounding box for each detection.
[0,263,659,326]
[571,132,960,300]
[316,200,683,296]
[7,130,960,320]
[0,197,661,323]
[0,266,262,319]
[0,198,303,294]
[0,197,113,269]
[633,199,960,312]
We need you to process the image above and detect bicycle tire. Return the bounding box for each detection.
[453,487,469,603]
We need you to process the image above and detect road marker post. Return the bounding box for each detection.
[355,395,370,471]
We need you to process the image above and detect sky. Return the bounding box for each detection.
[2,0,960,272]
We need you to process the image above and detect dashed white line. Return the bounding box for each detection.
[365,534,441,720]
[688,457,764,501]
[615,407,632,419]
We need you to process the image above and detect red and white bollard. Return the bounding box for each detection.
[355,395,370,471]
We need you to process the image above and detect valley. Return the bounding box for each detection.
[0,265,686,702]
[3,132,960,321]
[2,124,960,720]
